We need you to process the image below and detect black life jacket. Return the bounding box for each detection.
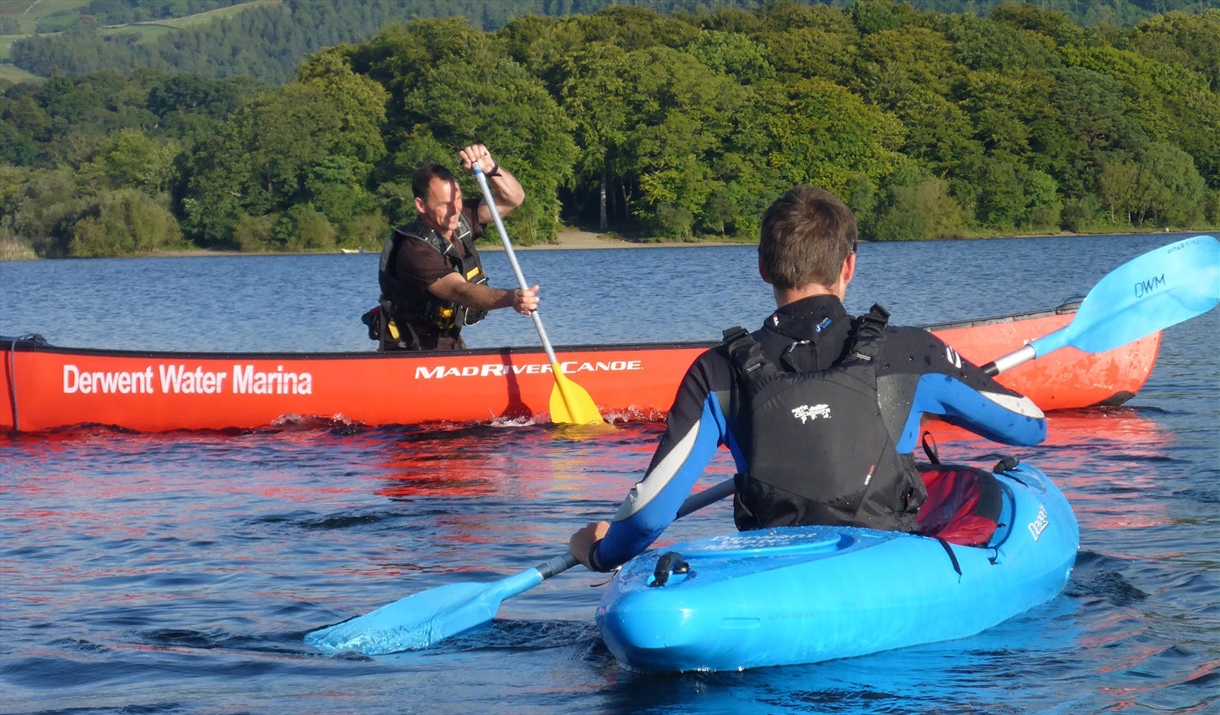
[378,214,489,333]
[724,304,926,533]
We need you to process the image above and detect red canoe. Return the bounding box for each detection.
[1,303,1160,433]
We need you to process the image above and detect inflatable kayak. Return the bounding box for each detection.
[596,461,1078,672]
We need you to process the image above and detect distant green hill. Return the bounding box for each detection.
[2,3,1216,259]
[6,0,1219,83]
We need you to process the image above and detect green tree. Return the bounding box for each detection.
[69,190,183,257]
[752,76,911,203]
[555,41,633,231]
[78,128,180,193]
[757,27,856,84]
[684,29,774,84]
[616,46,748,237]
[1023,169,1062,230]
[1138,141,1209,227]
[274,203,335,251]
[893,87,981,173]
[851,27,962,110]
[934,12,1059,72]
[297,50,389,167]
[180,83,338,244]
[355,17,577,242]
[5,168,88,256]
[1097,159,1142,224]
[1126,10,1220,92]
[874,176,965,240]
[848,0,920,35]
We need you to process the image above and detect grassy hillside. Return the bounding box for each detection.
[153,0,280,28]
[0,61,42,82]
[0,1,93,34]
[1,0,271,71]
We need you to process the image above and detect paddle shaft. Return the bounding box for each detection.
[535,476,736,580]
[472,166,560,366]
[983,345,1035,377]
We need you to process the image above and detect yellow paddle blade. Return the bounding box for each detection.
[548,364,604,425]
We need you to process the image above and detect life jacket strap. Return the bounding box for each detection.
[722,326,774,380]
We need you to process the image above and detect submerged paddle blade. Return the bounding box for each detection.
[305,484,733,656]
[549,365,604,425]
[1032,235,1220,357]
[305,569,543,656]
[305,582,494,655]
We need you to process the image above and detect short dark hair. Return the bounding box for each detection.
[412,163,458,203]
[759,186,857,290]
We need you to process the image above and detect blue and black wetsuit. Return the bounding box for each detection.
[587,295,1047,572]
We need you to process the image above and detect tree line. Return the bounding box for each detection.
[9,0,1216,84]
[0,1,1217,257]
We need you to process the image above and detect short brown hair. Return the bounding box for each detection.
[412,163,458,203]
[759,186,857,290]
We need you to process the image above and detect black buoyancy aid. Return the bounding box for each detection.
[724,304,926,533]
[378,214,490,332]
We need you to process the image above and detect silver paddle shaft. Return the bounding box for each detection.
[472,167,560,366]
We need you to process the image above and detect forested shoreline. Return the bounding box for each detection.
[1,1,1217,258]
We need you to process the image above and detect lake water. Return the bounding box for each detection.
[1,234,1217,714]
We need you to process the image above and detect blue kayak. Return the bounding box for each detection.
[596,462,1078,672]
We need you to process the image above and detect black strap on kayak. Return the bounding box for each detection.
[993,456,1020,473]
[650,551,690,587]
[934,536,963,581]
[921,431,940,464]
[992,455,1026,486]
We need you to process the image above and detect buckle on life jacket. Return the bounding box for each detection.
[722,326,769,376]
[361,304,402,344]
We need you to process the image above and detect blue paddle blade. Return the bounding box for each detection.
[1031,235,1220,356]
[305,569,543,655]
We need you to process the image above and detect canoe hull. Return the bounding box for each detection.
[596,463,1079,673]
[0,303,1160,432]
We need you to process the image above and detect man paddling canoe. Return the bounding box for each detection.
[372,144,539,351]
[570,186,1048,572]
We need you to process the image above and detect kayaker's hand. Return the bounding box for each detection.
[513,285,539,315]
[459,143,496,175]
[570,521,610,570]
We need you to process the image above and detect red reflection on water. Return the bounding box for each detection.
[921,408,1174,531]
[368,423,668,550]
[922,409,1171,451]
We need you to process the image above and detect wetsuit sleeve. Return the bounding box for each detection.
[888,327,1047,453]
[591,349,742,571]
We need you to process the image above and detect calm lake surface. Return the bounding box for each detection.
[1,234,1217,714]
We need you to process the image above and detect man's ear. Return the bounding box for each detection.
[414,195,427,214]
[841,251,856,286]
[758,254,772,285]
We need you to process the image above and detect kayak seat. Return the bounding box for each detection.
[916,464,1003,547]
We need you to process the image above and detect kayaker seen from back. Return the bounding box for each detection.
[569,186,1049,572]
[371,144,539,351]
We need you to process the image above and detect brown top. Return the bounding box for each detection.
[394,196,485,299]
